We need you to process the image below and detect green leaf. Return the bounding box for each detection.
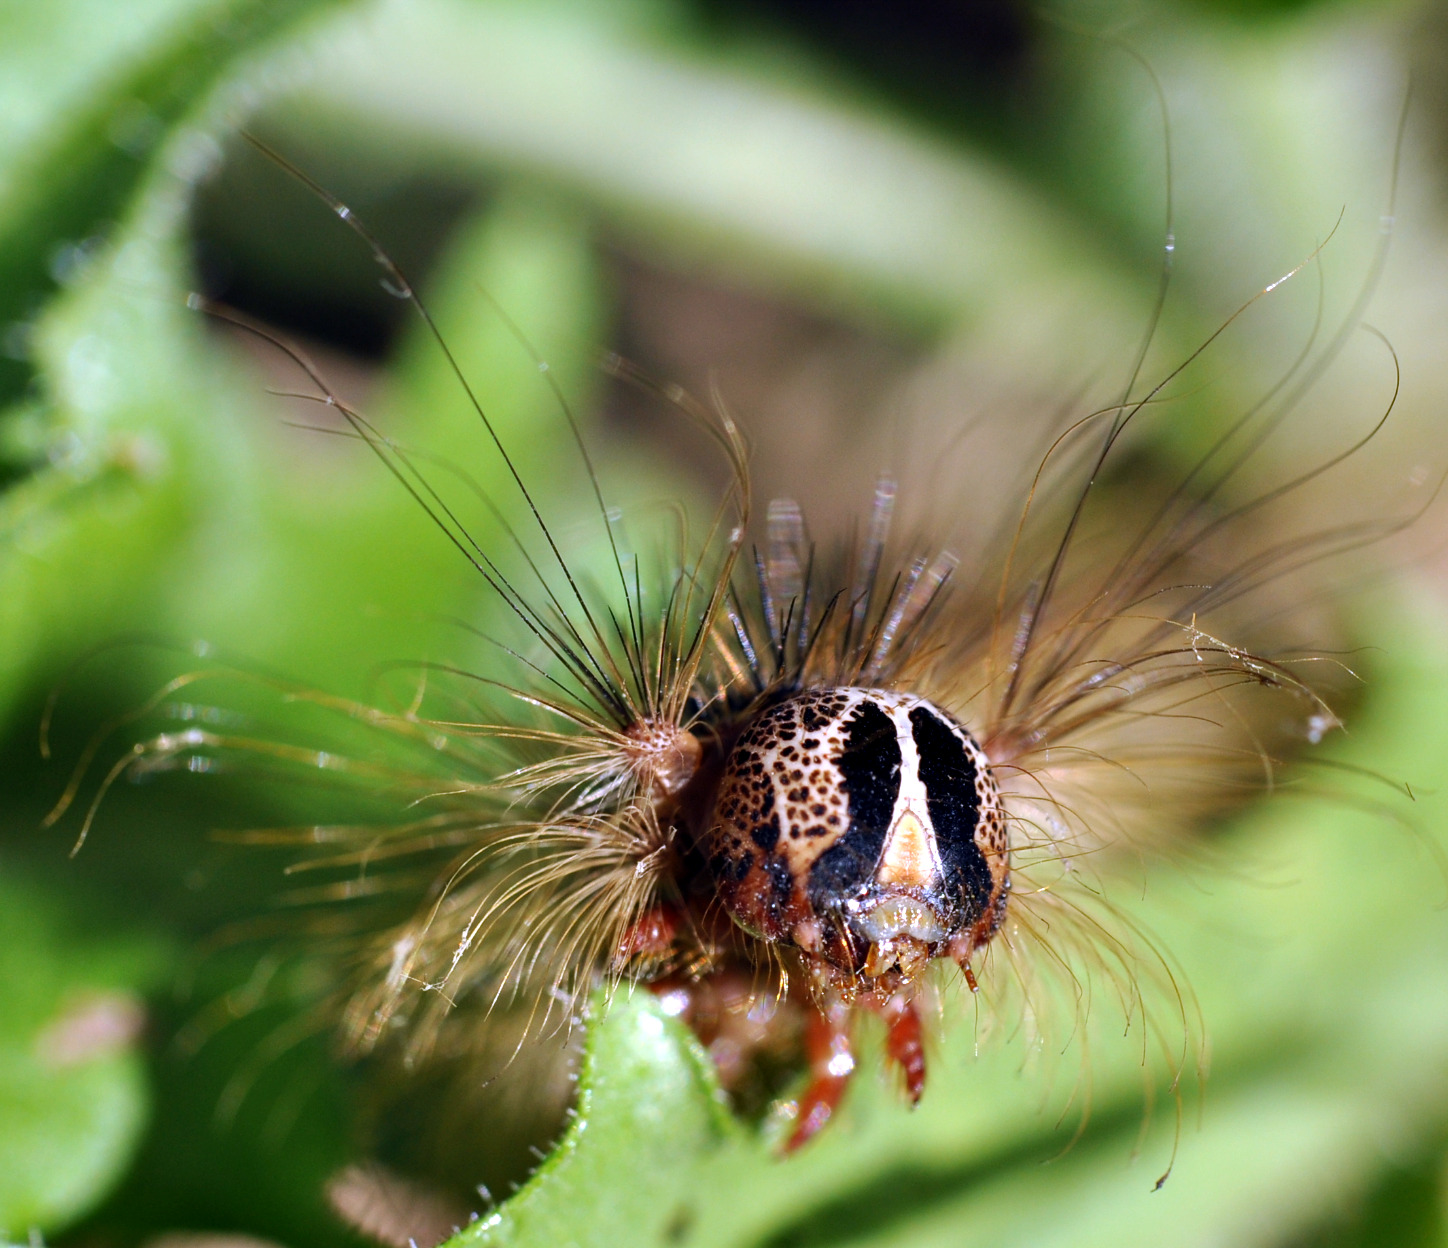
[0,871,165,1238]
[0,0,345,732]
[92,952,361,1248]
[452,989,741,1248]
[0,0,347,406]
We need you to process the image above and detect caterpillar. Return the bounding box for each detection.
[42,43,1428,1209]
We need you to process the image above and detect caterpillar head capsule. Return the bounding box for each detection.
[706,688,1008,995]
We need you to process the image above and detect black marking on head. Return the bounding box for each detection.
[799,702,830,732]
[909,705,992,919]
[710,852,751,885]
[764,856,795,916]
[808,699,901,910]
[840,700,900,827]
[749,786,781,852]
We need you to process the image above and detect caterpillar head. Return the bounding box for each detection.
[707,687,1009,990]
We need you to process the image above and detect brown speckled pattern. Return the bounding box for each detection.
[705,687,1009,963]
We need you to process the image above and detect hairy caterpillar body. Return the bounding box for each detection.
[48,106,1425,1190]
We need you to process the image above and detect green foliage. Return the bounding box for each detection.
[455,991,740,1248]
[0,872,165,1237]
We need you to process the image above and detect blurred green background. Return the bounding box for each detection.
[3,0,1448,1245]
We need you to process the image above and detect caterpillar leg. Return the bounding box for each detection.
[613,903,682,967]
[876,993,927,1103]
[786,998,855,1152]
